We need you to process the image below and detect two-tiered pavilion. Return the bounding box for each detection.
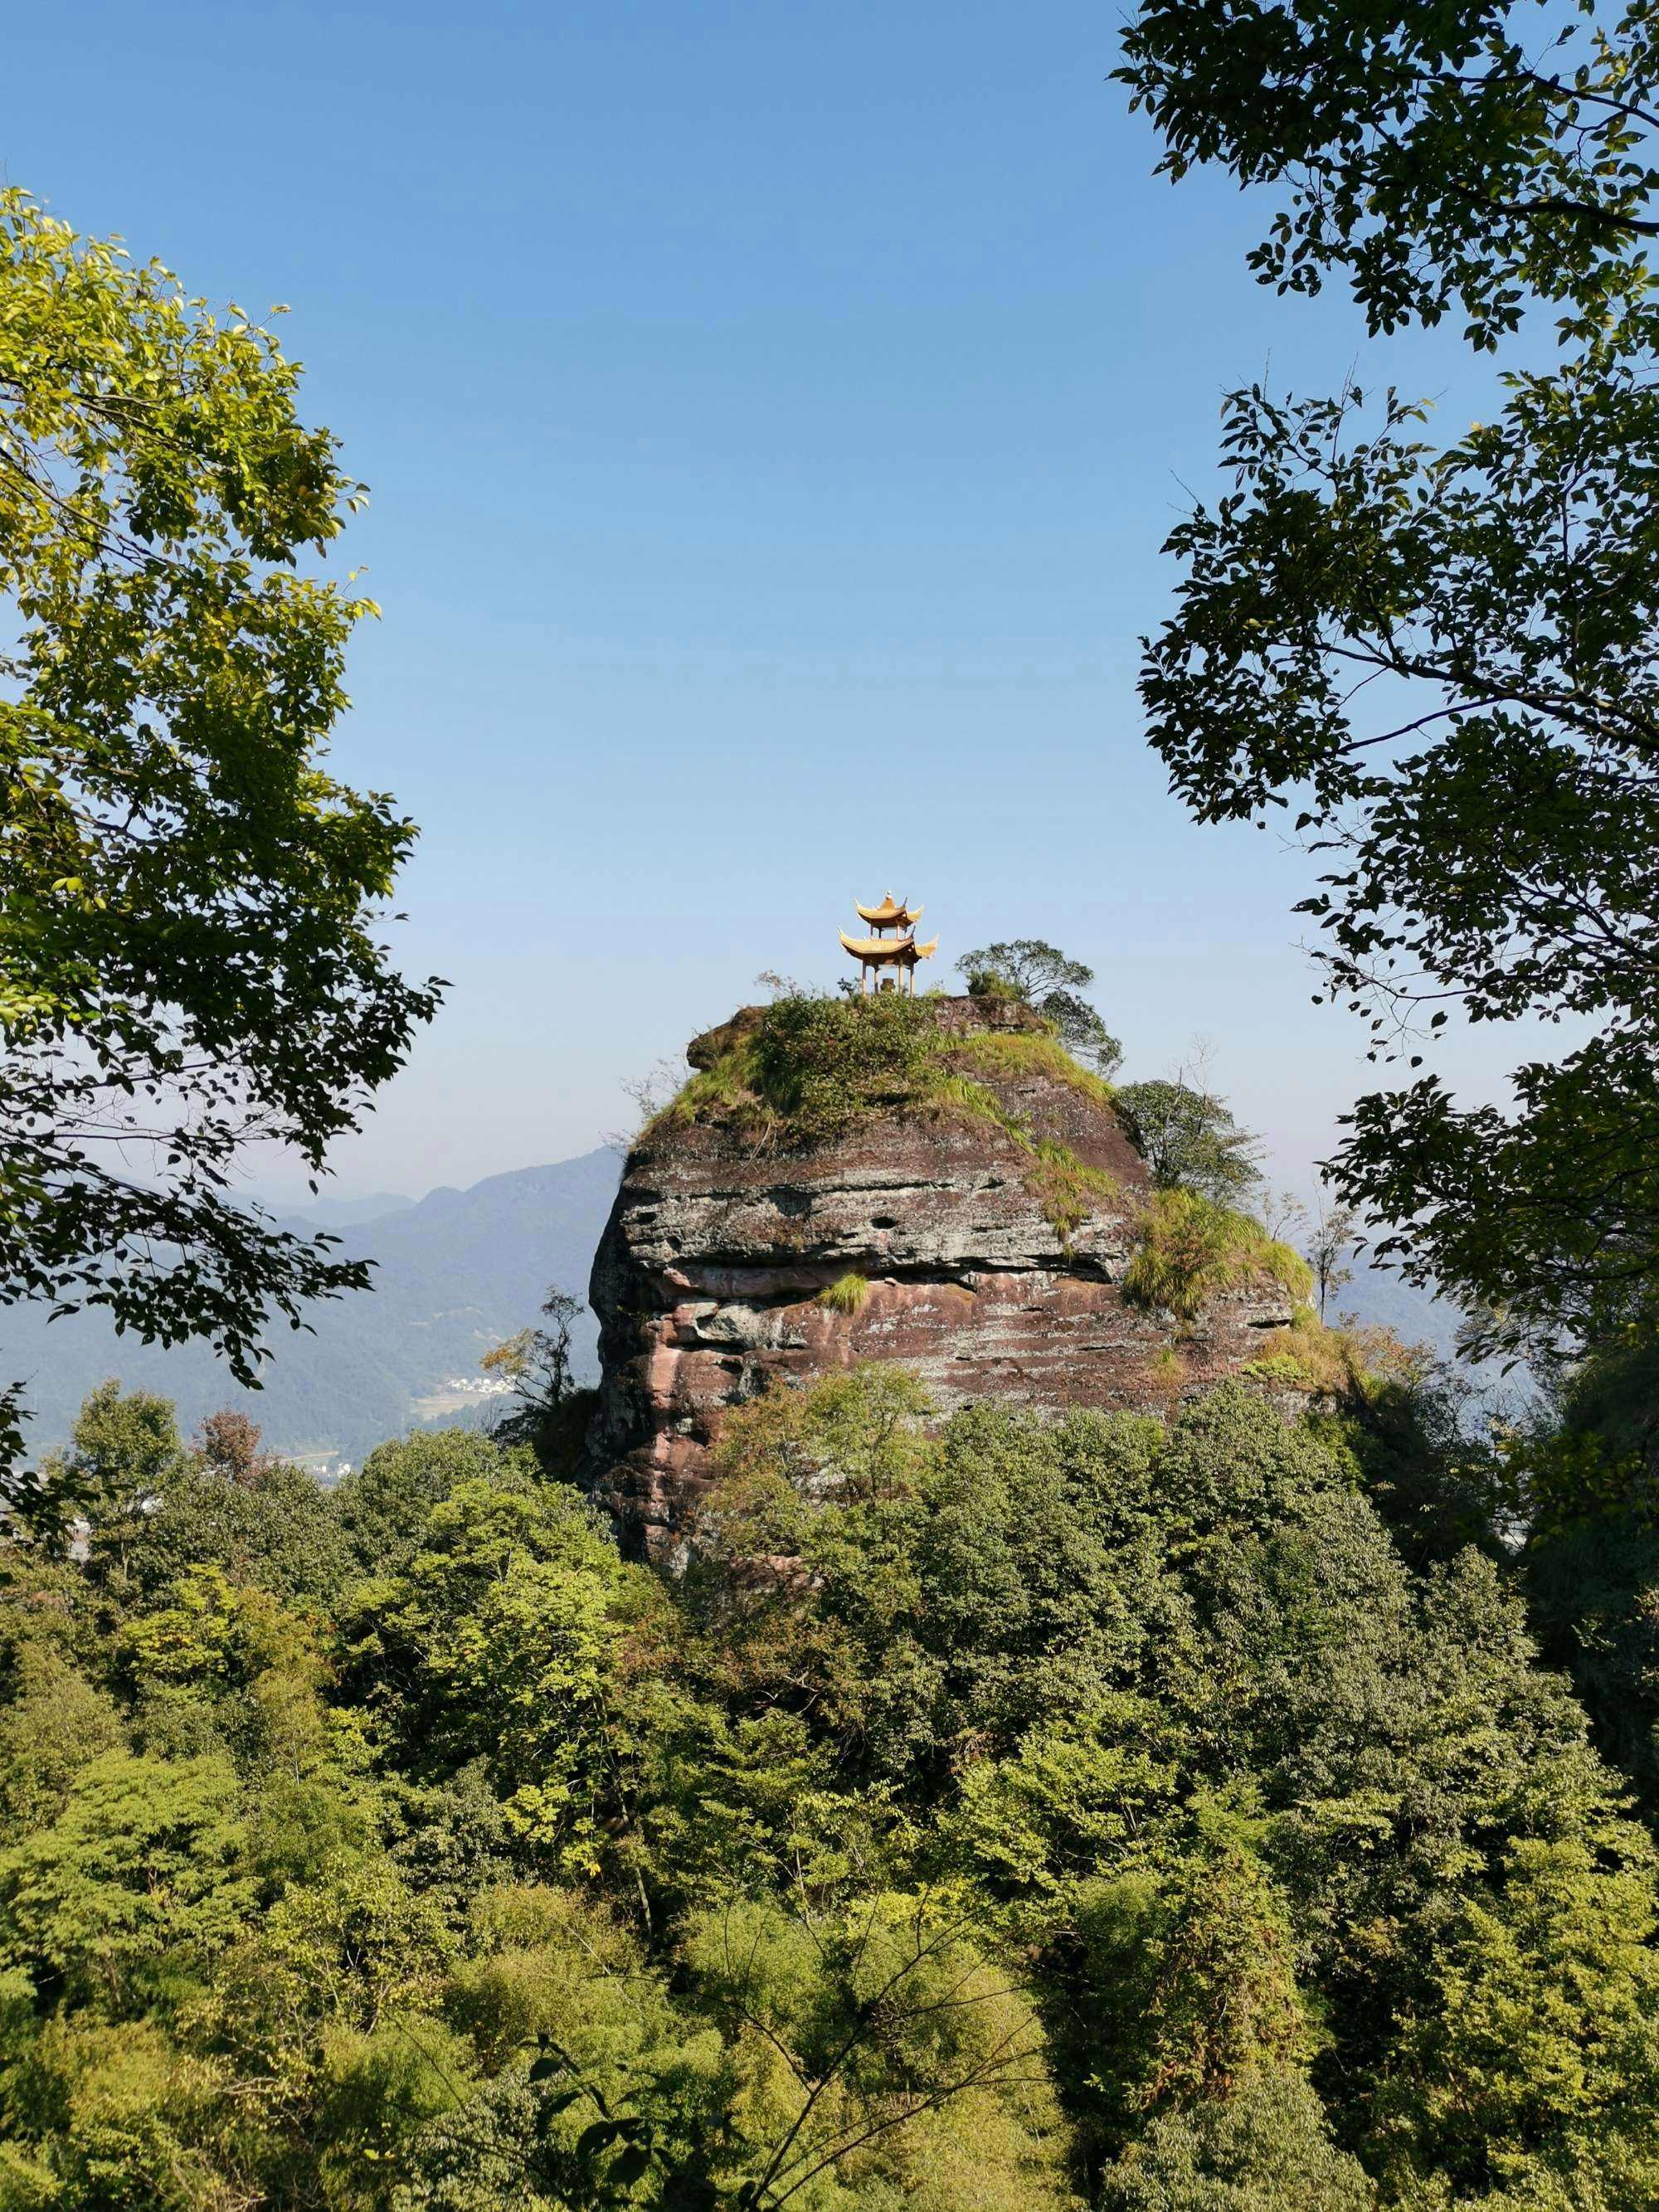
[839,892,939,994]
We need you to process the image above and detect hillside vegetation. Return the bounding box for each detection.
[660,991,1117,1147]
[3,1364,1659,2208]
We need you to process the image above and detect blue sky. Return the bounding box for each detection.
[5,0,1525,1200]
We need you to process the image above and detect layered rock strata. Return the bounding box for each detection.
[581,999,1298,1554]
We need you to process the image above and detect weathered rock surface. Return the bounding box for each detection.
[581,999,1298,1553]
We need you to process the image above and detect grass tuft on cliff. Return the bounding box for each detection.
[1026,1141,1121,1243]
[1123,1189,1312,1321]
[921,1072,1029,1145]
[669,1053,758,1126]
[818,1271,873,1315]
[941,1028,1119,1114]
[918,1082,1121,1243]
[1242,1305,1434,1402]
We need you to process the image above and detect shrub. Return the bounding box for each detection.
[965,968,1023,1001]
[1146,1348,1188,1394]
[1124,1192,1311,1321]
[818,1272,872,1316]
[750,991,939,1138]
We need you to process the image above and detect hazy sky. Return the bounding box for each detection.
[6,1,1529,1203]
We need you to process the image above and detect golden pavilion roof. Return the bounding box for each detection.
[839,930,939,965]
[855,892,923,930]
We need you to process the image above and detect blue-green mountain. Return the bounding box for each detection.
[5,1150,620,1468]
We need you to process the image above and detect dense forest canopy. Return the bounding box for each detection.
[3,1360,1659,2209]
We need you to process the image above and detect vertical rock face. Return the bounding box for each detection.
[581,998,1299,1554]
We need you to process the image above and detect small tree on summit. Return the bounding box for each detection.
[957,938,1123,1077]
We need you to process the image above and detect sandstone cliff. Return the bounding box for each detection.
[581,994,1306,1553]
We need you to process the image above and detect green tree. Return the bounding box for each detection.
[956,939,1124,1076]
[23,1380,184,1556]
[481,1286,597,1475]
[424,1884,732,2210]
[0,1646,124,1847]
[314,2015,477,2212]
[1098,2069,1374,2211]
[0,1751,251,2014]
[1136,1850,1309,2111]
[119,1446,349,1607]
[1116,0,1659,348]
[12,1346,1659,2203]
[0,2015,243,2212]
[343,1474,653,1876]
[1113,3,1659,1363]
[334,1429,516,1579]
[1491,1341,1659,1811]
[1114,1078,1262,1203]
[0,186,440,1479]
[683,1887,1070,2210]
[1376,1832,1659,2202]
[688,1369,1659,2190]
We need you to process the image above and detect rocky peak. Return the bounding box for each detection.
[580,994,1306,1556]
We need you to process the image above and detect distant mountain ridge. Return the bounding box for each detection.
[267,1190,416,1231]
[2,1141,1472,1471]
[1337,1251,1462,1359]
[4,1150,621,1466]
